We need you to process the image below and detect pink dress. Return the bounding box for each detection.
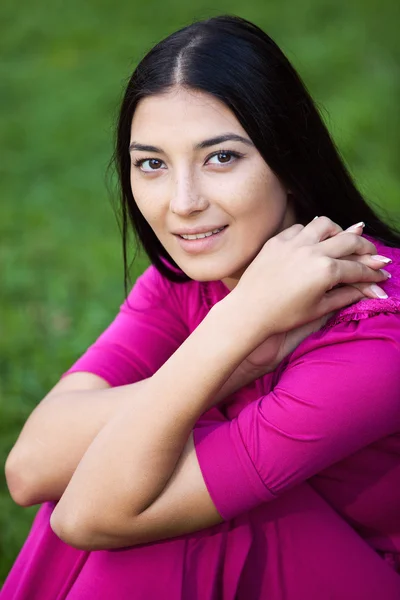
[2,235,400,599]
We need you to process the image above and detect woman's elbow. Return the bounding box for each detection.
[50,504,119,551]
[49,508,93,550]
[50,496,140,550]
[5,451,42,507]
[5,444,66,506]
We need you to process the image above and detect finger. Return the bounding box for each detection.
[347,281,389,299]
[318,233,377,259]
[338,222,366,235]
[329,259,389,289]
[320,286,366,314]
[342,253,392,271]
[279,223,304,241]
[296,216,343,244]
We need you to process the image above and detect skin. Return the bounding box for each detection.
[129,86,297,290]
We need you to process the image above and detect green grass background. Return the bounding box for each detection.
[1,0,399,584]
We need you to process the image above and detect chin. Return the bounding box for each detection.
[179,261,244,284]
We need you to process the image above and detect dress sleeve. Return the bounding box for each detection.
[193,313,400,521]
[61,266,189,386]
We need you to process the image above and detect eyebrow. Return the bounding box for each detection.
[128,134,254,153]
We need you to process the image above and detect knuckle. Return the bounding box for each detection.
[279,223,303,240]
[319,216,341,229]
[361,263,380,281]
[318,215,343,236]
[365,241,378,255]
[357,263,368,280]
[377,269,389,282]
[293,224,305,233]
[344,232,366,253]
[350,283,363,293]
[321,256,339,281]
[299,245,314,261]
[353,234,364,250]
[345,231,359,244]
[351,254,367,265]
[354,283,370,296]
[316,216,331,227]
[359,238,376,254]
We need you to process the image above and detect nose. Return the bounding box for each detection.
[169,171,209,216]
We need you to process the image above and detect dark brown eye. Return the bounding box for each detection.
[148,159,162,169]
[135,158,166,172]
[207,151,241,166]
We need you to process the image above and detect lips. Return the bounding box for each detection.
[173,225,228,236]
[179,226,227,239]
[174,224,228,254]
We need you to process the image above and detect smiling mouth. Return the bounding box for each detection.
[178,226,228,240]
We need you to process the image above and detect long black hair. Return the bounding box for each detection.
[108,14,400,291]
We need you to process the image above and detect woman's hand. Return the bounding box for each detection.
[239,220,392,378]
[229,216,391,352]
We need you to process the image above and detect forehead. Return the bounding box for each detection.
[130,87,246,142]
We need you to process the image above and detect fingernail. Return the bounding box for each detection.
[312,216,319,221]
[370,284,388,299]
[346,221,365,232]
[380,269,391,278]
[371,254,392,264]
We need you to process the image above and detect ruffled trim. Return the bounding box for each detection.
[325,236,400,326]
[324,298,400,329]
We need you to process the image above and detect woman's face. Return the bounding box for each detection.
[129,87,297,289]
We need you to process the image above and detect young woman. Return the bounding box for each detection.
[3,15,400,600]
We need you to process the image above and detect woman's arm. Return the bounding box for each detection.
[6,221,383,507]
[5,264,324,507]
[5,354,260,507]
[5,265,190,505]
[54,312,400,551]
[5,374,142,506]
[50,296,255,548]
[49,219,392,549]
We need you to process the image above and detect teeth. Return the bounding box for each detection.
[181,227,224,240]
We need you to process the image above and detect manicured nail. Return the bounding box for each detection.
[370,284,388,299]
[312,216,319,221]
[380,269,391,279]
[346,221,365,232]
[371,254,392,264]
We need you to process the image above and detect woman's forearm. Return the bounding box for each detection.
[51,295,268,546]
[5,380,148,505]
[6,308,262,506]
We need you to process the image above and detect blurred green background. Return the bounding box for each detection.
[1,0,399,584]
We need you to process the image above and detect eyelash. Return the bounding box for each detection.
[132,149,244,172]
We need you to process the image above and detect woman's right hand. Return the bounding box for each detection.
[229,216,391,348]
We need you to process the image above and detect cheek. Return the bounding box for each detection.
[130,180,162,224]
[228,176,288,247]
[222,174,273,218]
[244,171,286,211]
